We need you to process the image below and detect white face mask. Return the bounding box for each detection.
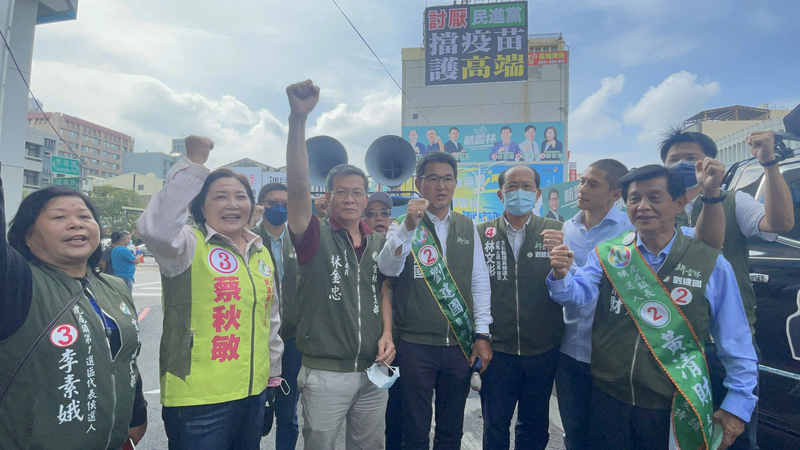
[366,362,399,390]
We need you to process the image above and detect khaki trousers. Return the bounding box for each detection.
[298,365,389,449]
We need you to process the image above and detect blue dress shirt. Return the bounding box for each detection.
[560,206,632,363]
[547,230,758,421]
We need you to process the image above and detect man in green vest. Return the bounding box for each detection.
[284,80,395,449]
[547,164,758,450]
[378,151,493,450]
[477,165,566,449]
[661,129,795,450]
[253,182,301,450]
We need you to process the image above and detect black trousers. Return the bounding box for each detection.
[480,348,559,450]
[589,384,671,450]
[395,340,471,450]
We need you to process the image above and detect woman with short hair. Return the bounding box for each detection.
[137,135,283,450]
[0,168,147,449]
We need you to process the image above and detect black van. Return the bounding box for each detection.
[721,147,800,448]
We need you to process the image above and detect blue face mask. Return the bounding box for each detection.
[502,189,538,216]
[667,160,698,189]
[263,204,288,226]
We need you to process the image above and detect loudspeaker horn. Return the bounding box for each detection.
[365,135,417,188]
[306,135,348,187]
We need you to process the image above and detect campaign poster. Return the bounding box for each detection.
[425,2,528,86]
[228,167,263,190]
[402,121,566,164]
[539,180,580,222]
[451,162,567,222]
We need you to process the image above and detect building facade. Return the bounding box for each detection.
[0,0,79,218]
[94,172,166,201]
[683,105,793,165]
[401,28,569,221]
[123,151,179,179]
[23,126,58,192]
[27,112,134,179]
[172,138,186,157]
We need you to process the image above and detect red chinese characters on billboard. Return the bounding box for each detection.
[528,51,569,66]
[569,162,577,182]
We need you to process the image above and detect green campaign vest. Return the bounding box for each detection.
[254,223,298,340]
[294,219,385,373]
[592,230,716,410]
[676,191,756,333]
[393,212,475,347]
[0,266,140,450]
[478,215,564,356]
[159,228,276,407]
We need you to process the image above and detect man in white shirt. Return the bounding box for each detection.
[378,151,492,449]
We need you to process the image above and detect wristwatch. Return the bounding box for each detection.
[699,191,728,204]
[475,333,492,343]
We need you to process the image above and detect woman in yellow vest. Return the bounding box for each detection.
[137,135,283,450]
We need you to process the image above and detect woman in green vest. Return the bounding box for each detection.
[0,171,147,449]
[137,135,283,450]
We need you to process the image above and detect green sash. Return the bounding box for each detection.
[597,233,713,450]
[398,215,474,360]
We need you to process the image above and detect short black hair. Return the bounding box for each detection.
[449,127,458,133]
[658,125,717,162]
[326,164,368,192]
[548,187,559,198]
[190,168,255,225]
[544,126,558,139]
[498,165,541,189]
[524,125,537,133]
[620,164,686,202]
[110,231,123,243]
[8,186,104,269]
[500,126,511,132]
[587,159,629,190]
[257,182,287,203]
[416,151,457,179]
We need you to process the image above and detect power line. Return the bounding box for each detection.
[0,27,86,168]
[329,0,439,134]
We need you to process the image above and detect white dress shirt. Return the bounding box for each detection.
[378,211,493,333]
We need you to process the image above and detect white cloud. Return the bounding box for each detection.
[569,74,625,143]
[594,28,695,67]
[30,61,400,171]
[623,71,721,142]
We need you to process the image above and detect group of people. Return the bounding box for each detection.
[0,77,793,450]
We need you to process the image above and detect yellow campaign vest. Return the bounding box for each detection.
[161,229,276,407]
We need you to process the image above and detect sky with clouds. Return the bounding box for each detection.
[29,0,800,172]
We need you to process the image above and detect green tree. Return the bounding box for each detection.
[88,185,146,236]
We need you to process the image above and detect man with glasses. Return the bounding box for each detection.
[285,80,395,449]
[378,151,492,449]
[477,165,566,449]
[363,192,395,237]
[253,182,301,450]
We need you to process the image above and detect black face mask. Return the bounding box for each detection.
[262,204,288,226]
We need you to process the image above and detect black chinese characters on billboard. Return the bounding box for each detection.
[425,2,528,86]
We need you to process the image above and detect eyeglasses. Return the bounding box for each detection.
[364,210,391,219]
[332,189,366,200]
[262,200,288,208]
[419,175,456,186]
